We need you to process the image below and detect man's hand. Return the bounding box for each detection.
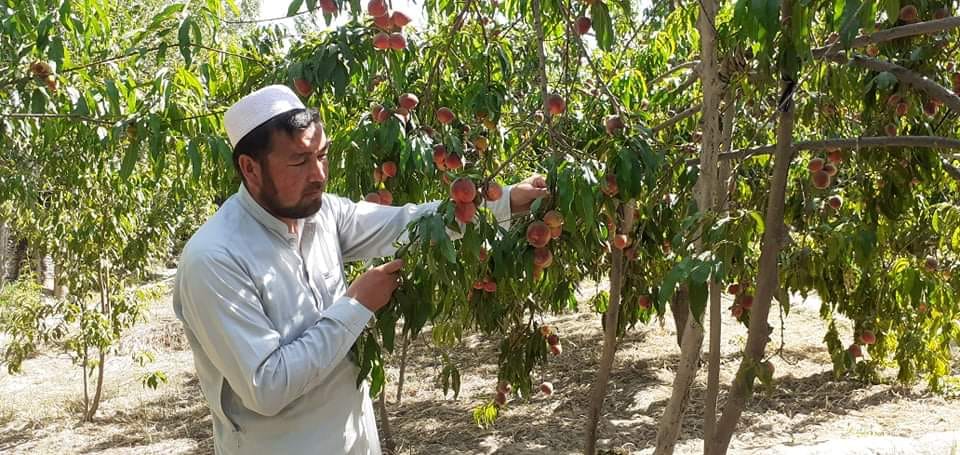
[346,259,404,312]
[509,174,550,214]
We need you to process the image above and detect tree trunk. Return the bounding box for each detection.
[704,79,739,453]
[10,238,27,281]
[395,335,410,405]
[708,2,797,452]
[584,203,636,454]
[654,1,722,453]
[377,391,396,453]
[0,220,8,284]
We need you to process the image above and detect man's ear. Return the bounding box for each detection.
[238,154,263,191]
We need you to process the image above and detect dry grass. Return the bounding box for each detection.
[1,276,958,454]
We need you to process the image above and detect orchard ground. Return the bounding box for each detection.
[1,269,959,454]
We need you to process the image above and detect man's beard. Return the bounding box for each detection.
[260,171,324,219]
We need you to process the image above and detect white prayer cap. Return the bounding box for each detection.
[224,85,306,148]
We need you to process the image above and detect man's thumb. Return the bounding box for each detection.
[378,259,405,273]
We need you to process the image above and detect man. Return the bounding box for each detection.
[172,85,547,454]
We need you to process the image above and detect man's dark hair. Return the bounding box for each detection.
[232,108,321,178]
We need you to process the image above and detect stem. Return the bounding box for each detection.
[709,1,796,451]
[377,391,396,453]
[585,202,636,454]
[651,104,703,134]
[655,1,721,452]
[649,60,701,86]
[714,136,960,162]
[395,335,410,405]
[845,56,960,113]
[812,16,960,58]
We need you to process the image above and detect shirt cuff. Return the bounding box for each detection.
[485,184,514,229]
[322,296,374,337]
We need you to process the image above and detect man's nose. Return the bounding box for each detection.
[308,156,326,183]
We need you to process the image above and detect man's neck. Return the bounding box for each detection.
[245,185,299,235]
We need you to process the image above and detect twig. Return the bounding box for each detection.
[812,16,960,59]
[711,136,960,162]
[651,104,703,134]
[648,60,701,86]
[845,55,960,114]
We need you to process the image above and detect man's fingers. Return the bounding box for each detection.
[378,258,405,274]
[529,175,547,188]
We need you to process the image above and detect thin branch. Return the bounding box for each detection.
[651,104,702,133]
[846,55,960,114]
[941,158,960,182]
[0,113,116,126]
[812,16,960,58]
[557,1,625,116]
[712,136,960,162]
[649,60,701,86]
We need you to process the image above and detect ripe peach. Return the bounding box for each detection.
[473,280,485,290]
[924,255,939,272]
[740,294,754,310]
[45,74,58,92]
[533,247,554,268]
[437,107,455,124]
[540,382,554,396]
[378,189,393,205]
[601,173,618,196]
[391,11,411,27]
[482,278,497,293]
[373,13,392,29]
[398,93,419,110]
[483,181,503,201]
[923,100,938,116]
[549,225,562,239]
[612,234,628,250]
[370,103,385,122]
[367,0,387,16]
[823,163,838,177]
[483,118,496,130]
[884,123,897,137]
[899,5,918,23]
[372,32,391,50]
[848,343,863,358]
[29,60,52,77]
[455,202,477,224]
[828,196,842,210]
[294,78,312,97]
[432,144,447,165]
[812,171,830,189]
[727,283,741,295]
[319,0,337,14]
[546,333,559,346]
[549,343,562,356]
[918,303,928,313]
[895,101,909,117]
[808,157,825,172]
[479,248,489,262]
[866,44,880,57]
[373,168,384,184]
[364,192,381,203]
[381,161,397,178]
[886,94,902,107]
[451,178,477,203]
[637,295,651,309]
[543,211,564,228]
[545,94,566,115]
[388,33,406,50]
[526,221,551,248]
[827,149,843,164]
[444,152,463,170]
[933,7,950,20]
[604,114,624,135]
[859,330,876,345]
[575,16,591,35]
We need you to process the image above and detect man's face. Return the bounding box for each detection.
[252,123,330,220]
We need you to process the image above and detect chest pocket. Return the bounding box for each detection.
[306,224,346,309]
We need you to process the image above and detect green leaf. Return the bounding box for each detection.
[331,62,348,98]
[591,2,614,52]
[48,36,64,69]
[187,140,202,181]
[689,279,708,323]
[178,17,193,66]
[883,0,899,23]
[288,0,305,16]
[120,142,141,179]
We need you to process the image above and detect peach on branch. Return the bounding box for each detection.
[483,181,503,201]
[472,136,488,152]
[823,163,838,177]
[827,149,843,164]
[378,189,393,205]
[807,157,825,172]
[543,210,564,228]
[637,295,652,309]
[391,11,411,27]
[899,5,918,23]
[828,196,842,210]
[294,78,313,96]
[545,94,566,115]
[320,0,337,14]
[444,152,463,170]
[437,107,456,124]
[451,178,477,203]
[454,202,477,224]
[482,278,497,293]
[398,93,419,110]
[727,283,741,295]
[533,247,554,268]
[526,221,551,248]
[612,234,629,250]
[388,33,407,50]
[372,32,391,49]
[604,114,624,135]
[381,161,397,178]
[848,343,863,358]
[575,16,592,35]
[364,192,381,203]
[373,14,392,29]
[858,330,876,345]
[367,0,387,16]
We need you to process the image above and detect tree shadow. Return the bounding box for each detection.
[77,373,213,454]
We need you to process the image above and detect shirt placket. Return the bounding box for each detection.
[298,222,334,311]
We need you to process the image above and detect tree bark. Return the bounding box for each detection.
[812,16,960,58]
[10,238,27,282]
[707,2,797,452]
[0,220,8,284]
[654,1,721,453]
[395,335,410,405]
[585,203,636,454]
[669,285,690,348]
[714,136,960,162]
[377,391,396,453]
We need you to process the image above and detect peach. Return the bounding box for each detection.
[533,247,554,268]
[526,221,551,248]
[398,93,419,110]
[455,202,477,224]
[451,178,477,203]
[437,107,455,124]
[543,210,564,228]
[381,161,397,178]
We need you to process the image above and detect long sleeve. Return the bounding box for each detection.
[330,187,514,263]
[177,249,372,417]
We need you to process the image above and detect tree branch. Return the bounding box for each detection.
[846,56,960,113]
[812,16,960,59]
[0,113,116,126]
[652,104,702,134]
[649,60,701,86]
[714,136,960,162]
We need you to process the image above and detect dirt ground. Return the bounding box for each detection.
[1,273,958,454]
